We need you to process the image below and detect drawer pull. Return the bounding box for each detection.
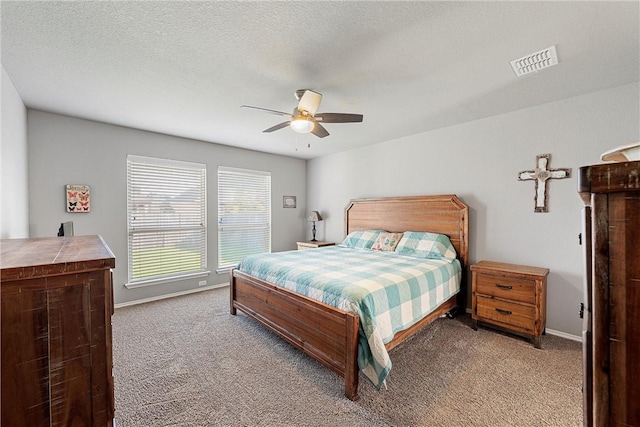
[495,308,512,315]
[495,283,513,290]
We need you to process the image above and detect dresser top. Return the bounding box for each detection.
[1,235,115,281]
[578,161,639,194]
[471,260,549,278]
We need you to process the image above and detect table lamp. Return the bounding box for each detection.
[307,211,323,242]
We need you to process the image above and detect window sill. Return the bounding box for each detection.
[125,271,211,289]
[215,266,235,275]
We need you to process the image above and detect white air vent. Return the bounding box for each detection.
[510,45,558,77]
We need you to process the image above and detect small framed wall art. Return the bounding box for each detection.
[283,195,296,208]
[66,184,90,212]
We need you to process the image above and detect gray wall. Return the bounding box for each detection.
[307,83,640,338]
[27,110,307,305]
[1,64,29,238]
[14,82,640,335]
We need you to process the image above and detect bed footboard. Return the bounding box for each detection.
[230,269,361,400]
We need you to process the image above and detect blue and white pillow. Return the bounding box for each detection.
[394,231,457,260]
[340,230,385,250]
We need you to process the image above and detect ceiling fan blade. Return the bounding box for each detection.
[315,113,363,123]
[263,121,291,133]
[297,90,322,116]
[311,123,329,138]
[241,105,291,117]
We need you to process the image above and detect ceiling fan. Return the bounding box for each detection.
[241,89,363,138]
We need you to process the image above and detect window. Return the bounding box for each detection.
[127,155,207,287]
[217,166,271,272]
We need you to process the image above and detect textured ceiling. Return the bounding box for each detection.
[2,1,639,160]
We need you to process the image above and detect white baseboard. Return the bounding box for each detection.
[464,307,582,342]
[545,328,582,342]
[114,283,229,309]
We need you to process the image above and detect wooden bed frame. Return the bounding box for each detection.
[230,194,469,400]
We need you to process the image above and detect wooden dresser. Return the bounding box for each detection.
[579,160,639,427]
[1,235,116,427]
[471,260,549,348]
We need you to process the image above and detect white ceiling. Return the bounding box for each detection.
[2,1,638,160]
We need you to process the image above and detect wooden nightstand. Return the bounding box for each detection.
[471,260,549,348]
[296,241,335,250]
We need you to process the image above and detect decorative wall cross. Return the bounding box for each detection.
[518,153,571,212]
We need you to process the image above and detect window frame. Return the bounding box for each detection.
[126,155,208,288]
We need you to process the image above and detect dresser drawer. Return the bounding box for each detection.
[476,273,535,304]
[476,296,535,332]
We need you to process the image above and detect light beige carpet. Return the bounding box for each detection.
[112,287,582,426]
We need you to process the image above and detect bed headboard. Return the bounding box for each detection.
[344,194,469,268]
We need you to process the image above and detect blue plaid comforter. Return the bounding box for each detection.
[236,245,461,388]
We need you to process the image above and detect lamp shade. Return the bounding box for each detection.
[307,211,323,222]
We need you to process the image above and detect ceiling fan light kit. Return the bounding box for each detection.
[241,89,363,141]
[290,116,315,133]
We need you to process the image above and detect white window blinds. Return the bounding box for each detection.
[218,166,271,271]
[127,155,207,285]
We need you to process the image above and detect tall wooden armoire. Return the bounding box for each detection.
[578,160,639,427]
[1,235,116,427]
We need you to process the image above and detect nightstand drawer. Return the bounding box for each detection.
[476,296,535,332]
[476,273,535,304]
